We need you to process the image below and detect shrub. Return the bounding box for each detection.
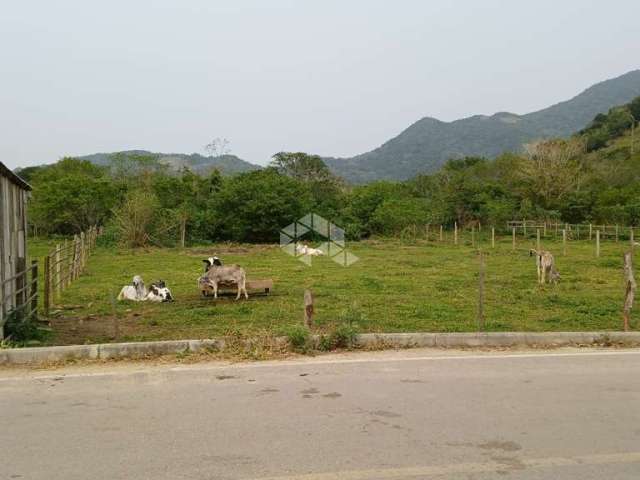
[3,309,48,344]
[329,324,359,349]
[278,325,311,352]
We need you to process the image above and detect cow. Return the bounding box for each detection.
[201,257,248,300]
[146,280,174,302]
[117,275,147,301]
[529,249,560,285]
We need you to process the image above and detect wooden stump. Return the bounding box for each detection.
[304,289,314,328]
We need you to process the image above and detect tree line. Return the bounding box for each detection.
[20,96,640,246]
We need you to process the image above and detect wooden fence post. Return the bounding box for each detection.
[15,257,26,319]
[303,289,314,328]
[589,223,593,241]
[631,228,635,251]
[55,244,61,299]
[543,223,547,237]
[30,261,38,321]
[471,226,475,248]
[596,230,601,258]
[562,229,567,256]
[439,225,443,242]
[536,229,541,252]
[73,235,79,280]
[477,251,485,332]
[623,251,636,332]
[491,227,495,248]
[512,227,516,250]
[615,225,619,243]
[80,231,86,271]
[454,222,458,245]
[523,219,527,237]
[44,256,51,317]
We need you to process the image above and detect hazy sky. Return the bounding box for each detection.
[1,0,639,169]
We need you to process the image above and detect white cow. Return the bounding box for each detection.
[117,275,147,301]
[295,243,325,256]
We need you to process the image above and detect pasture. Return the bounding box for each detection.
[31,235,634,345]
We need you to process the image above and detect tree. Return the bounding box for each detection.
[212,169,312,242]
[519,139,586,209]
[370,198,430,235]
[29,158,119,235]
[204,138,231,157]
[270,152,345,221]
[270,152,334,183]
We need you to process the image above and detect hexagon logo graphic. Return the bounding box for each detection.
[280,213,358,267]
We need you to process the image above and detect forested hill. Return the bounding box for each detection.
[325,69,640,183]
[80,150,261,176]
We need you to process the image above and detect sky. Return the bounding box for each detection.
[1,0,639,169]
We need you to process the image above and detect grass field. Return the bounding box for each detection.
[27,233,635,345]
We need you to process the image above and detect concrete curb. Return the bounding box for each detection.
[2,332,640,365]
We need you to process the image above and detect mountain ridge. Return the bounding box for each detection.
[79,150,261,176]
[325,69,640,183]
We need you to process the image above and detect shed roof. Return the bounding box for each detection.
[0,161,32,191]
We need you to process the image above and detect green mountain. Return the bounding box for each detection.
[79,150,261,176]
[326,69,640,183]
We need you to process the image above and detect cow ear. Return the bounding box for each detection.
[203,259,212,266]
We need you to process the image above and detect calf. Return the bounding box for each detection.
[146,280,174,302]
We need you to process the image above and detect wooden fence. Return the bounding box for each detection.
[398,221,637,253]
[43,226,99,316]
[0,260,38,335]
[507,220,634,241]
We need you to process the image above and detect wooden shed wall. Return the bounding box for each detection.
[0,174,29,327]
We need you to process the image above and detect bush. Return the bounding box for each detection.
[278,325,311,352]
[3,309,48,344]
[329,324,359,349]
[110,190,178,248]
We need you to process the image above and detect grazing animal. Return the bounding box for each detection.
[202,258,248,300]
[146,280,174,302]
[529,249,560,285]
[117,275,147,301]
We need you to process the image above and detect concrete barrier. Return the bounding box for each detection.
[2,331,640,365]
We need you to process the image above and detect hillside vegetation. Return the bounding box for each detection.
[21,94,640,244]
[80,150,260,176]
[326,69,640,182]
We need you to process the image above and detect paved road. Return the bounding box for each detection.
[2,348,640,479]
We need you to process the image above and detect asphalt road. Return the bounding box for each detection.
[2,348,640,479]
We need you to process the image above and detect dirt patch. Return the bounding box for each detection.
[478,440,522,452]
[49,315,150,346]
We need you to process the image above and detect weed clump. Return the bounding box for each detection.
[278,325,311,353]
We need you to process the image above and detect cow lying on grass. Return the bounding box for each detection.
[200,256,248,300]
[529,249,560,285]
[146,280,174,302]
[117,275,147,301]
[118,276,174,302]
[295,243,324,256]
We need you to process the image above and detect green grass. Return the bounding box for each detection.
[31,234,636,345]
